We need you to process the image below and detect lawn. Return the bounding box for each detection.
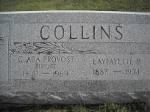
[3,103,149,112]
[0,0,149,11]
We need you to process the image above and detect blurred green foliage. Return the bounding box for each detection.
[18,103,149,112]
[0,0,149,11]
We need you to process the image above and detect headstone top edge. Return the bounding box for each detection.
[0,10,149,15]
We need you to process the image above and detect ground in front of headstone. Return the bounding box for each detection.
[0,103,149,112]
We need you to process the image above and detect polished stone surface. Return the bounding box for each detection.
[0,11,150,104]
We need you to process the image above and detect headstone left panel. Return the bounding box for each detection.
[0,23,9,81]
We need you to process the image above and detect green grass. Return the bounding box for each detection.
[0,0,149,11]
[29,104,128,112]
[13,103,148,112]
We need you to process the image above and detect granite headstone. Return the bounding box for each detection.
[0,11,150,104]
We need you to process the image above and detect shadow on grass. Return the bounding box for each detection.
[0,102,150,112]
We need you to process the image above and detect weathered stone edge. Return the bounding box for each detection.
[0,91,150,104]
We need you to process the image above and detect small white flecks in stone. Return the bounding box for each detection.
[128,93,137,99]
[78,92,87,97]
[50,95,62,100]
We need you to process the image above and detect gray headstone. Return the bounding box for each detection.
[0,11,150,104]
